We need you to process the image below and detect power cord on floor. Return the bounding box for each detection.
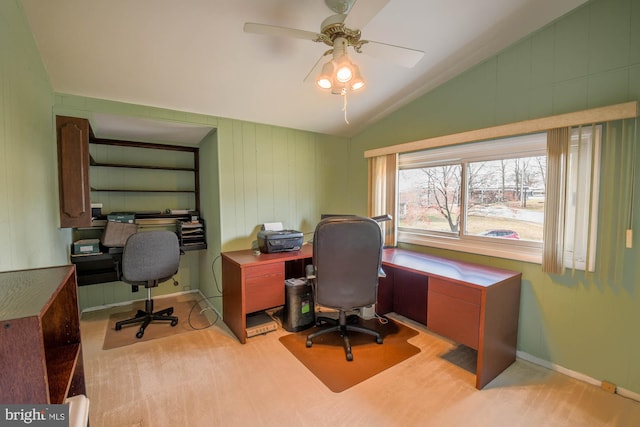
[210,254,223,295]
[374,313,389,325]
[187,294,221,330]
[186,254,224,330]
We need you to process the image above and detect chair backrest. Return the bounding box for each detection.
[122,231,180,285]
[312,216,383,310]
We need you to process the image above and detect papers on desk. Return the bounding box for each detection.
[262,222,284,231]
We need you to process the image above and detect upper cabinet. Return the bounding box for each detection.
[57,116,91,228]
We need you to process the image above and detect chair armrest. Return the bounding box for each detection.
[305,264,316,279]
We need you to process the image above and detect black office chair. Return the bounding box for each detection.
[115,231,180,339]
[305,216,384,361]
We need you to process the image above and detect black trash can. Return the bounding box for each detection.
[282,278,315,332]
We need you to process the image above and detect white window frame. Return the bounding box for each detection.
[397,128,601,267]
[398,133,546,263]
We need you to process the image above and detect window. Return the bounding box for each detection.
[397,128,600,266]
[464,155,546,242]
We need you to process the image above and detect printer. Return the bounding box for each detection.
[257,223,304,254]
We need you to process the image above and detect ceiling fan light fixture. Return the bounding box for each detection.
[349,64,365,91]
[334,55,353,83]
[316,60,335,89]
[317,77,333,90]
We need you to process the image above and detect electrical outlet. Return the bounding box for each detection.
[601,380,616,394]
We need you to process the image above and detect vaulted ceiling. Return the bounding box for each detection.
[22,0,587,138]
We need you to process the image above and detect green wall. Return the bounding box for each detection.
[209,118,349,313]
[0,0,69,271]
[350,0,640,395]
[215,119,348,252]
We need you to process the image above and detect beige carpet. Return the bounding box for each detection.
[279,317,420,392]
[80,306,640,427]
[102,294,212,350]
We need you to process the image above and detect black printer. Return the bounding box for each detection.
[257,229,304,253]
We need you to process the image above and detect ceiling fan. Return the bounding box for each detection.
[244,0,424,92]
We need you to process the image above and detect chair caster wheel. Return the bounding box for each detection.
[376,337,383,344]
[346,353,353,361]
[115,324,122,331]
[306,340,312,348]
[170,319,178,327]
[136,330,144,339]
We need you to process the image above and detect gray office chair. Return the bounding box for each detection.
[115,231,180,339]
[305,216,384,361]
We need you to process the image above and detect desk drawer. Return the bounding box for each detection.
[245,263,285,313]
[427,278,480,349]
[429,278,481,304]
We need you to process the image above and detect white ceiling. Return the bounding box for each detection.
[22,0,587,140]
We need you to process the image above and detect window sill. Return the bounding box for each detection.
[398,230,542,264]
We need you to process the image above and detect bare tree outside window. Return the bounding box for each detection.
[398,164,461,234]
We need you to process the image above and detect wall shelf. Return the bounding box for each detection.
[91,188,196,193]
[90,159,196,172]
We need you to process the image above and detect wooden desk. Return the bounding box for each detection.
[379,248,521,389]
[222,245,313,344]
[221,246,521,389]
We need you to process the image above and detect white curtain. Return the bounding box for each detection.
[542,127,569,274]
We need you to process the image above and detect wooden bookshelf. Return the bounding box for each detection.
[0,265,86,404]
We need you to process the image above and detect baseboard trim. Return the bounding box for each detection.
[81,289,201,313]
[516,351,640,403]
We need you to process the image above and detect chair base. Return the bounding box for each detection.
[305,310,382,361]
[114,296,178,339]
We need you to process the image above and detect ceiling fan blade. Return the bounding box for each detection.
[243,22,321,41]
[343,0,390,30]
[360,40,424,68]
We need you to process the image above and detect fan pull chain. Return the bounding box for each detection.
[341,88,349,124]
